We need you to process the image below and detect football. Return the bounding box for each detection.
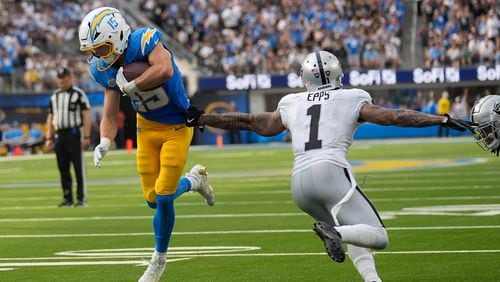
[122,61,150,81]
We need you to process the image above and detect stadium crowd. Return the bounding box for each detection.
[0,0,111,93]
[139,0,405,75]
[419,0,499,67]
[0,0,498,93]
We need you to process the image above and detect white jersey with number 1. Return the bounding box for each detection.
[278,86,372,174]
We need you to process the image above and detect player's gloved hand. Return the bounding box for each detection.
[185,105,205,132]
[442,114,477,132]
[116,67,139,96]
[94,137,111,168]
[491,148,499,157]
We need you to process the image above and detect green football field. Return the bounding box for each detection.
[1,138,499,281]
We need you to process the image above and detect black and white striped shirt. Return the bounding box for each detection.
[49,86,90,130]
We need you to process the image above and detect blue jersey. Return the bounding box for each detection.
[89,27,189,124]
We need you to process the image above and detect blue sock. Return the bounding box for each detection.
[172,177,191,200]
[153,194,175,252]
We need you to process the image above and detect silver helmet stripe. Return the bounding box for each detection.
[315,51,327,85]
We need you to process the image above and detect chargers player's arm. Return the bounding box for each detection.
[100,88,121,140]
[199,110,286,136]
[359,103,446,127]
[134,44,173,90]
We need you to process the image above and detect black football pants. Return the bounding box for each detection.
[55,129,86,203]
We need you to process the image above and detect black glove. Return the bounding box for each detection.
[442,114,477,132]
[492,148,499,157]
[185,105,205,132]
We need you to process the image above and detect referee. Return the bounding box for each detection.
[45,67,91,207]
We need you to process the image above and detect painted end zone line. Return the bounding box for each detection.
[1,225,499,238]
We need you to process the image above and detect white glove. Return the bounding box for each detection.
[94,137,111,168]
[116,67,139,95]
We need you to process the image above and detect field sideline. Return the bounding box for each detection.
[0,138,499,281]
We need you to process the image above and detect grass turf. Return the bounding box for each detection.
[0,138,499,281]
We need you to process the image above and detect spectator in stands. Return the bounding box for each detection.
[446,35,462,66]
[410,90,425,112]
[478,36,495,65]
[450,90,469,121]
[1,51,14,93]
[421,0,497,67]
[437,91,451,137]
[344,30,363,69]
[423,90,437,115]
[470,33,482,63]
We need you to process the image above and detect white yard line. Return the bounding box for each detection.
[1,225,499,238]
[0,213,305,222]
[0,250,498,268]
[0,184,497,203]
[0,258,190,267]
[1,194,499,210]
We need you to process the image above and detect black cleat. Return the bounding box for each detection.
[74,201,87,208]
[58,201,74,208]
[313,221,345,263]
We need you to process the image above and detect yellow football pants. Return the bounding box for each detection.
[136,114,193,203]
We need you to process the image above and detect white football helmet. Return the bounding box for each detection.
[470,95,500,153]
[79,7,131,71]
[301,51,343,91]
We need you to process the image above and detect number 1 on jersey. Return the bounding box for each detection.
[305,104,322,151]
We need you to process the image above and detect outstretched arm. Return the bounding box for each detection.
[359,104,444,127]
[198,110,286,137]
[359,104,475,131]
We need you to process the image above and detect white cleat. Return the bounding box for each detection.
[138,259,166,282]
[187,164,216,206]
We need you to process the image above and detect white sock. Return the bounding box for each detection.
[336,224,388,249]
[348,245,382,282]
[152,250,167,264]
[186,175,198,191]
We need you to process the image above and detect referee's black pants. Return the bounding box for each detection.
[55,129,86,203]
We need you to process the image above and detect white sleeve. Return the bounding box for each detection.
[277,95,291,129]
[353,89,372,124]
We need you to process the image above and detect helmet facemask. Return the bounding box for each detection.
[471,96,500,152]
[473,121,500,151]
[82,41,119,71]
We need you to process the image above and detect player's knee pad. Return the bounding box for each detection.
[147,201,157,209]
[372,226,389,250]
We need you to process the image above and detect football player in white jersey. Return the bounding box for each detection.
[186,51,475,282]
[470,95,500,156]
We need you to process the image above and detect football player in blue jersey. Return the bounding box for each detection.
[78,7,215,282]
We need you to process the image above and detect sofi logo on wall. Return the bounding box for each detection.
[477,65,500,81]
[226,74,272,90]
